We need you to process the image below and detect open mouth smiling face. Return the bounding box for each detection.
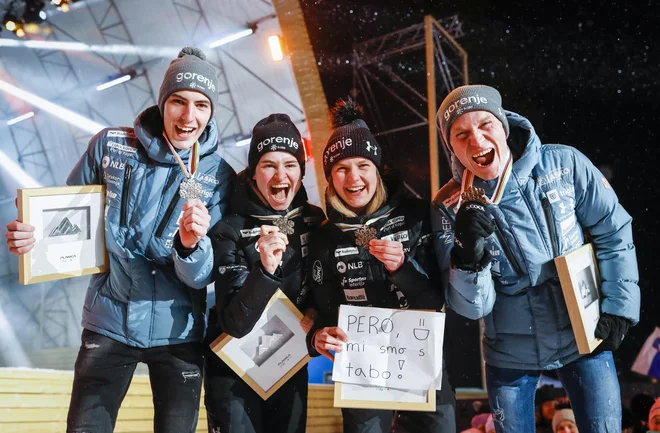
[450,111,509,181]
[254,151,302,211]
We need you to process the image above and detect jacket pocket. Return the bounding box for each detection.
[492,220,523,275]
[541,196,559,257]
[155,193,181,238]
[119,164,133,227]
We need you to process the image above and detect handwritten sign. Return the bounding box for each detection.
[332,305,445,390]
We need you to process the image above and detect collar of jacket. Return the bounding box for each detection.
[325,169,405,225]
[450,109,542,191]
[132,105,219,165]
[229,169,311,217]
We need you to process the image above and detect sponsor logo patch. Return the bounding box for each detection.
[381,230,409,243]
[107,141,137,154]
[381,215,405,231]
[442,190,461,208]
[341,276,367,287]
[343,288,368,302]
[240,228,261,238]
[335,247,359,257]
[336,261,347,273]
[347,261,364,270]
[546,189,560,203]
[312,260,323,283]
[107,130,135,138]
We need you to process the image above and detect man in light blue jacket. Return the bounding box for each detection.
[431,85,639,433]
[5,47,235,432]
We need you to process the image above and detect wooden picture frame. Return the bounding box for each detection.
[209,289,311,400]
[18,185,108,285]
[554,243,602,354]
[333,382,436,412]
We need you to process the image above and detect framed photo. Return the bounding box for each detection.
[209,289,310,400]
[18,185,108,285]
[334,382,436,412]
[554,243,602,354]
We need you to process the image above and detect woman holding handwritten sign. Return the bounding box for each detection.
[306,100,456,433]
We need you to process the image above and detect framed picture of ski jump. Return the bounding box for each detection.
[209,289,311,400]
[554,243,602,354]
[18,185,108,285]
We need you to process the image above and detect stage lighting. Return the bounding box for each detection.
[96,73,132,91]
[50,0,62,5]
[209,26,255,48]
[23,1,47,24]
[0,78,106,134]
[7,111,35,126]
[268,35,284,61]
[3,10,18,31]
[235,137,251,147]
[15,26,25,37]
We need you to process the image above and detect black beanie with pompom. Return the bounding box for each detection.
[322,99,382,179]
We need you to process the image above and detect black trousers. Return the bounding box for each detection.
[205,350,308,433]
[341,371,456,433]
[67,329,204,433]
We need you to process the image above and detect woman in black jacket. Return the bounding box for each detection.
[307,100,456,433]
[204,114,324,433]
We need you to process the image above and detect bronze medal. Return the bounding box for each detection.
[460,186,488,204]
[274,216,295,235]
[355,226,377,249]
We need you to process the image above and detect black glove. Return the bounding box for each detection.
[452,200,495,267]
[593,313,631,353]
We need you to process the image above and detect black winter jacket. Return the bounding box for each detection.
[306,174,444,354]
[206,170,325,345]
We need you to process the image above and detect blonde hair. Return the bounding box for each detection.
[327,173,387,218]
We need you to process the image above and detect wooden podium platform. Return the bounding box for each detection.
[0,368,342,433]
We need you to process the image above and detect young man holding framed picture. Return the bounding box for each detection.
[5,47,235,433]
[431,84,639,433]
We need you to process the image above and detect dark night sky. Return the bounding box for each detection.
[299,0,659,376]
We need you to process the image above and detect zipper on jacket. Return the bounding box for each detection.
[155,193,181,238]
[542,197,559,257]
[492,220,523,275]
[119,164,133,227]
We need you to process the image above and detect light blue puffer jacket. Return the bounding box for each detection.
[67,106,234,348]
[431,110,639,370]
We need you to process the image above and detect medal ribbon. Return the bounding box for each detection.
[251,206,304,222]
[457,152,513,209]
[163,132,199,180]
[334,208,394,233]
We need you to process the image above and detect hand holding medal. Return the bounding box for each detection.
[258,225,289,275]
[369,238,405,272]
[178,199,211,249]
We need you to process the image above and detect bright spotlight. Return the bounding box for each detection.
[0,79,106,134]
[0,149,42,188]
[96,73,132,91]
[209,28,254,48]
[268,35,284,61]
[7,111,35,126]
[235,137,251,147]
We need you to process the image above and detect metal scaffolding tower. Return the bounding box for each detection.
[352,15,468,192]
